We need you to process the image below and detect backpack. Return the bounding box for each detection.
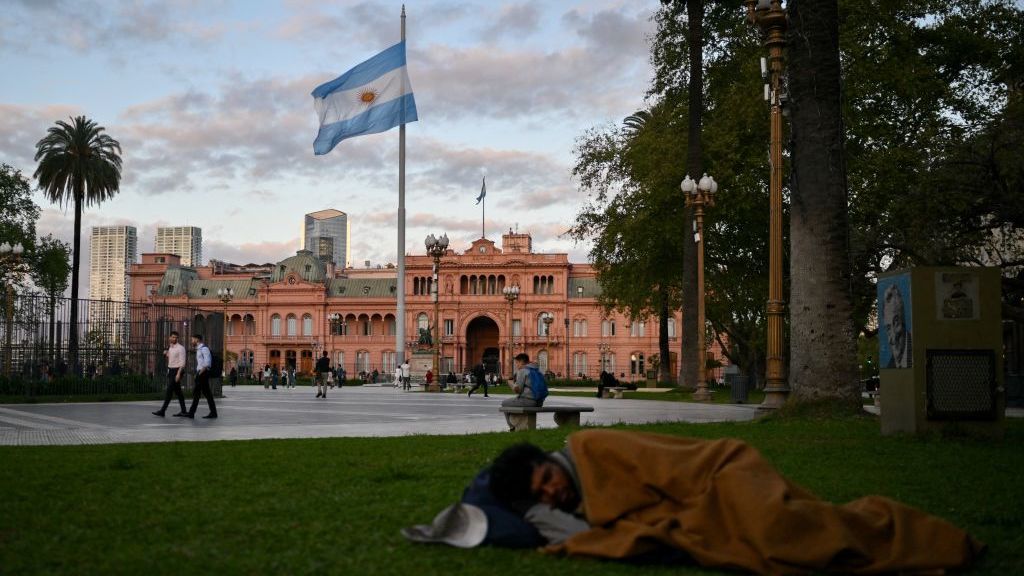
[526,366,549,402]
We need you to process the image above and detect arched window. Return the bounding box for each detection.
[488,275,496,294]
[537,350,549,373]
[271,314,281,336]
[286,314,297,336]
[533,275,540,294]
[470,276,478,295]
[244,314,256,335]
[302,314,313,336]
[460,275,468,294]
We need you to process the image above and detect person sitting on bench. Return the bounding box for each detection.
[501,353,544,429]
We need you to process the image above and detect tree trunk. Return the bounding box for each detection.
[680,0,703,390]
[658,290,671,383]
[69,194,81,371]
[786,0,858,406]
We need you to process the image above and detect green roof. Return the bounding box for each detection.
[157,266,199,296]
[569,277,602,298]
[185,279,261,299]
[328,278,397,298]
[271,250,326,283]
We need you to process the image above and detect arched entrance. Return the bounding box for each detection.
[466,316,500,374]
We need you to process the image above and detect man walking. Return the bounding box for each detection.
[153,331,187,417]
[315,350,331,398]
[179,333,217,419]
[467,362,488,397]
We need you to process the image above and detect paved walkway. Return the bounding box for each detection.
[0,386,761,446]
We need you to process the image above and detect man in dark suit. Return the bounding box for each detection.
[468,362,488,397]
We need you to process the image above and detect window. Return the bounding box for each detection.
[227,317,235,336]
[302,314,313,336]
[630,353,645,377]
[417,313,429,332]
[630,321,645,337]
[356,350,371,373]
[286,314,297,337]
[537,350,549,373]
[271,314,281,336]
[335,351,345,371]
[537,313,553,336]
[382,351,395,374]
[512,319,522,337]
[444,319,454,336]
[145,285,155,297]
[573,352,588,377]
[386,318,396,335]
[574,319,587,337]
[667,318,676,338]
[442,357,455,374]
[201,288,208,296]
[602,319,616,337]
[166,285,174,294]
[156,256,165,263]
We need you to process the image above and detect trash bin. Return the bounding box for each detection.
[730,376,749,404]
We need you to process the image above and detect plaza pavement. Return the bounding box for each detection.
[0,385,761,446]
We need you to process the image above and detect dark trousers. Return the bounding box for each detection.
[467,381,489,397]
[188,371,217,416]
[160,368,187,413]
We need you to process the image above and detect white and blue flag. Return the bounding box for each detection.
[312,41,418,156]
[476,177,486,204]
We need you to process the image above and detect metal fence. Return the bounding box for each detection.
[0,292,222,398]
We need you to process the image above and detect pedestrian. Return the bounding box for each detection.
[446,371,457,391]
[315,351,331,398]
[290,367,297,389]
[153,330,188,417]
[372,368,379,384]
[262,365,271,389]
[425,369,434,388]
[281,367,290,389]
[467,362,488,397]
[177,333,217,419]
[229,366,238,387]
[271,366,278,390]
[401,360,411,391]
[394,365,402,388]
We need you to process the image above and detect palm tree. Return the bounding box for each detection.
[34,116,122,370]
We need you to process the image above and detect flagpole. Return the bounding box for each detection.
[482,193,485,239]
[396,4,407,368]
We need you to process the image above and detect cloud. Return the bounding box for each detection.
[0,104,86,174]
[480,2,542,39]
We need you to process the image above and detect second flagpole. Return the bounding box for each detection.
[396,5,407,368]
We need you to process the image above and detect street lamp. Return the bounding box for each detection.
[502,283,520,379]
[425,233,448,391]
[217,287,234,378]
[540,312,554,375]
[746,0,790,409]
[682,173,717,401]
[1,242,25,377]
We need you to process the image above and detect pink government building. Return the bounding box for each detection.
[129,231,724,381]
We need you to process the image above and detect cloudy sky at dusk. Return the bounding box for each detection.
[1,0,662,292]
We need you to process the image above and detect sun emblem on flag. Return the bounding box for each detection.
[357,88,379,106]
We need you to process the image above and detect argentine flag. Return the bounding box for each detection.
[312,41,418,156]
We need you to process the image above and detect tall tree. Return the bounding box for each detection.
[30,234,71,362]
[0,164,40,287]
[786,0,858,407]
[34,116,122,370]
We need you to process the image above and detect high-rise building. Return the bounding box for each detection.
[89,226,137,344]
[303,209,349,269]
[155,226,202,266]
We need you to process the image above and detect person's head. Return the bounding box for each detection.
[514,353,530,369]
[883,284,907,352]
[191,333,203,346]
[489,443,578,513]
[169,331,179,344]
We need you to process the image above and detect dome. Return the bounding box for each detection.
[271,250,326,283]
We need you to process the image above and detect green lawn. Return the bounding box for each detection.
[2,416,1022,575]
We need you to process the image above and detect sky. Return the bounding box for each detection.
[0,0,662,294]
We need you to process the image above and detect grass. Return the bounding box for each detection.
[1,416,1022,575]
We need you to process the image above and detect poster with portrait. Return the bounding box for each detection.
[935,271,979,320]
[878,273,913,369]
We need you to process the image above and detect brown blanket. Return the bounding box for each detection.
[545,429,983,575]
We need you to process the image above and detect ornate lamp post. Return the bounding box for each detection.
[1,242,25,377]
[682,173,717,401]
[746,0,790,409]
[502,283,520,379]
[328,312,346,376]
[425,233,448,391]
[541,312,554,375]
[216,287,234,378]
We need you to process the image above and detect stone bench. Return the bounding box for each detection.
[499,405,595,431]
[605,386,629,399]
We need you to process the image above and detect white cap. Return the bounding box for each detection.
[401,503,488,549]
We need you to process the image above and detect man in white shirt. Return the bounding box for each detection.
[178,333,218,419]
[153,331,188,417]
[400,361,411,391]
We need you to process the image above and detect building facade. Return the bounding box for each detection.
[130,232,725,381]
[155,226,202,266]
[303,209,349,270]
[89,225,138,344]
